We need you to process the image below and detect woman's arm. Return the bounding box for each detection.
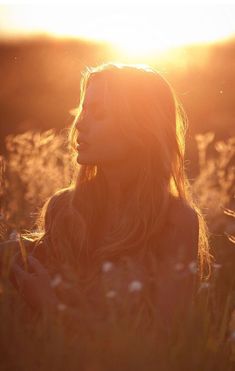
[0,239,35,280]
[11,255,83,331]
[11,255,60,311]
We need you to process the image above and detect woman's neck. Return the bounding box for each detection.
[98,158,141,205]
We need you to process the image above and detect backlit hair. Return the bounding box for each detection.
[22,62,214,289]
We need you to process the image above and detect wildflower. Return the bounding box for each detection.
[19,234,28,272]
[50,274,62,288]
[228,331,235,342]
[198,282,211,292]
[106,290,117,298]
[9,230,19,241]
[101,261,114,273]
[57,303,67,311]
[128,280,143,293]
[212,263,222,270]
[174,262,185,272]
[188,261,198,274]
[200,282,210,289]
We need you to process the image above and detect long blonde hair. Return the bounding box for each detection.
[22,62,213,285]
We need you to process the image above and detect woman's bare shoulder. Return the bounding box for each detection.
[50,187,74,201]
[161,195,199,262]
[45,187,74,211]
[168,196,198,228]
[42,187,75,232]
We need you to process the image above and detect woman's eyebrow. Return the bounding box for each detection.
[82,102,99,108]
[82,101,102,110]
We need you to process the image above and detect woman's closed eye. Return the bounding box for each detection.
[81,108,105,120]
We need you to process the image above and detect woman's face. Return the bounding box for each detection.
[76,77,132,166]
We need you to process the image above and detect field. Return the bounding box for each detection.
[0,129,234,370]
[0,36,235,370]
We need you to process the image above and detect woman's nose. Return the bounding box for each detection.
[76,113,89,132]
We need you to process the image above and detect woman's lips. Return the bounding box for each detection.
[77,143,89,151]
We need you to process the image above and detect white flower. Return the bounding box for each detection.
[106,290,117,298]
[50,274,62,288]
[212,263,222,270]
[128,280,143,293]
[188,261,198,274]
[57,303,67,311]
[174,262,185,272]
[9,230,19,241]
[229,331,235,342]
[102,261,114,273]
[198,282,211,291]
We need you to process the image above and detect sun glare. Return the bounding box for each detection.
[0,3,234,57]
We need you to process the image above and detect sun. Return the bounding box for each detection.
[0,3,234,57]
[112,37,171,58]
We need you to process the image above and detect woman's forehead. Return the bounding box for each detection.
[83,76,109,108]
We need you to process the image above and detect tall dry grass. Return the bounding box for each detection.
[193,131,235,233]
[0,130,235,370]
[0,129,75,236]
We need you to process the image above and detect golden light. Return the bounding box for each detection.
[0,2,234,57]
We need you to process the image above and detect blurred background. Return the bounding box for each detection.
[0,1,234,242]
[0,2,234,168]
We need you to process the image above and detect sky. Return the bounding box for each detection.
[0,1,235,55]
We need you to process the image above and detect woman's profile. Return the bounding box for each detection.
[2,62,214,333]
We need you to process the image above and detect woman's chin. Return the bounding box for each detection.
[77,156,87,164]
[77,153,95,165]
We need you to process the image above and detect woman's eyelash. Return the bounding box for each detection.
[82,107,105,119]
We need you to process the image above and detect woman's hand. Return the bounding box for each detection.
[11,254,60,313]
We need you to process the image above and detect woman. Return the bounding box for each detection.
[9,62,214,332]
